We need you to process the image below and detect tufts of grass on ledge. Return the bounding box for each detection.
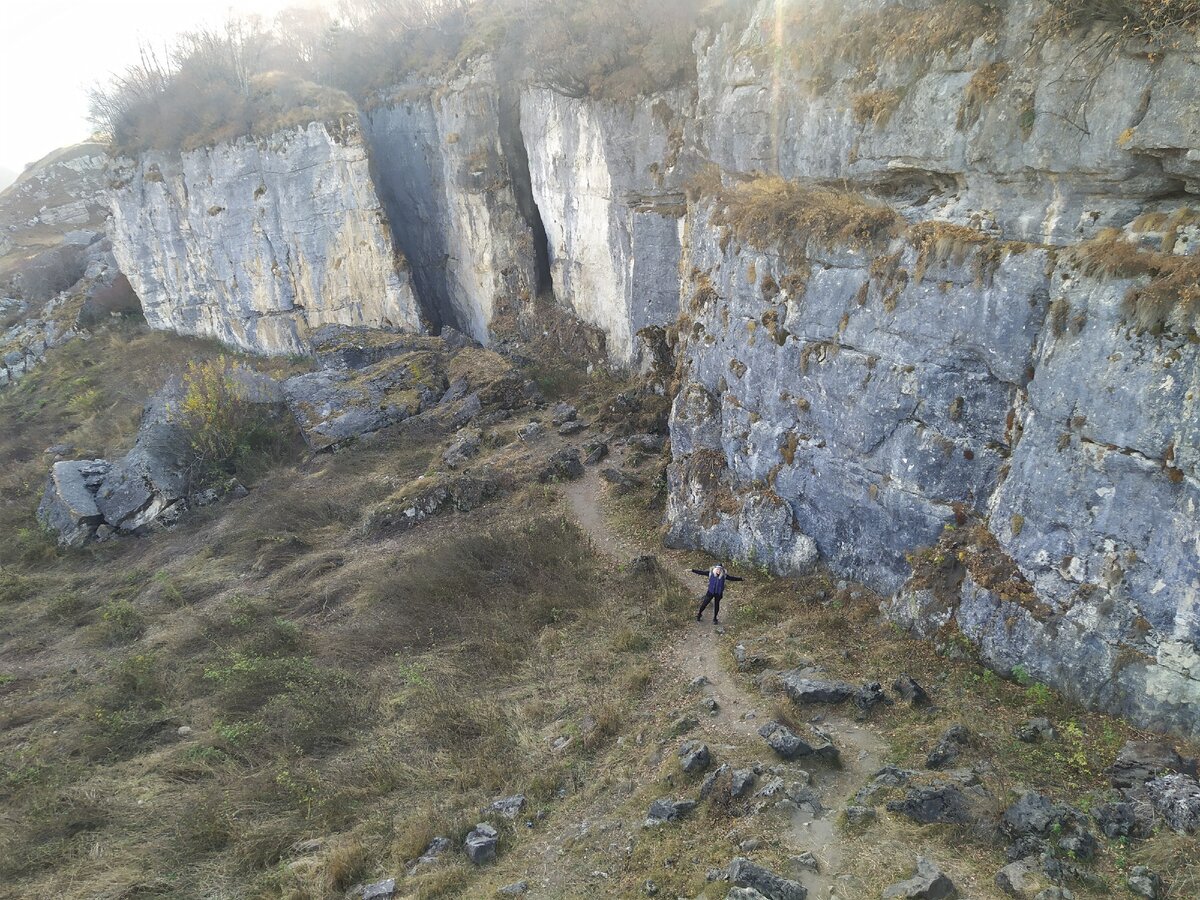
[1068,229,1200,335]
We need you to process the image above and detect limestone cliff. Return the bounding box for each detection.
[362,61,540,345]
[107,119,422,355]
[661,0,1200,737]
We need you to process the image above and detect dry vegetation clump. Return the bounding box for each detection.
[907,219,1020,287]
[785,0,1004,81]
[1042,0,1200,46]
[712,176,903,268]
[852,89,905,127]
[957,60,1012,130]
[1067,229,1200,334]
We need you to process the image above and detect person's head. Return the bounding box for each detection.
[713,565,724,577]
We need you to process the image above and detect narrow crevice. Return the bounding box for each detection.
[498,87,553,297]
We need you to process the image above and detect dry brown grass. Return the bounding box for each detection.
[958,61,1012,130]
[1068,229,1200,334]
[713,176,903,269]
[785,0,1003,81]
[852,89,905,127]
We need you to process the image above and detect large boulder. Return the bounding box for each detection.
[36,459,108,546]
[883,857,957,900]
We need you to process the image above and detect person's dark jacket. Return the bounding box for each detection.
[692,568,743,597]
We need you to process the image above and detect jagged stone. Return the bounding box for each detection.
[538,448,584,482]
[843,806,876,827]
[882,857,957,900]
[758,721,814,760]
[995,858,1046,898]
[701,763,731,799]
[583,441,609,464]
[1015,718,1056,743]
[644,798,695,826]
[442,430,481,468]
[731,769,758,799]
[926,725,969,770]
[1110,741,1198,789]
[1146,772,1200,833]
[679,740,712,775]
[727,857,807,900]
[779,672,857,705]
[464,823,498,864]
[853,680,890,711]
[362,879,397,899]
[1126,866,1162,899]
[498,881,529,896]
[887,785,973,825]
[487,795,526,819]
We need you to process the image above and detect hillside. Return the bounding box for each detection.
[2,0,1200,898]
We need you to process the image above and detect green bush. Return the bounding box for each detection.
[100,599,145,643]
[176,356,291,490]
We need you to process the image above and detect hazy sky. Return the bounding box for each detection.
[0,1,322,173]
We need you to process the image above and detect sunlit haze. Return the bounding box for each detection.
[0,1,326,174]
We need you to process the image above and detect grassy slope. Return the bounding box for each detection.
[0,323,1197,899]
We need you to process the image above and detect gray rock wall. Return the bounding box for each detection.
[107,119,422,355]
[363,62,539,344]
[520,88,689,364]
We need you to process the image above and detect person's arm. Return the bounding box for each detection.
[691,569,709,577]
[725,575,744,582]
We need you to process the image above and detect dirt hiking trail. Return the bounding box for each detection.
[563,451,888,899]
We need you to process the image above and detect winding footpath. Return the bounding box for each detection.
[562,451,888,899]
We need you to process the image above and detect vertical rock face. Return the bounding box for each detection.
[521,88,689,364]
[695,0,1197,243]
[107,119,422,355]
[363,61,539,344]
[665,0,1200,736]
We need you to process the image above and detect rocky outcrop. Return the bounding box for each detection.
[521,87,690,364]
[362,61,540,344]
[108,119,422,355]
[662,0,1200,737]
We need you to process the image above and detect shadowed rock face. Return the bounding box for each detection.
[107,119,422,355]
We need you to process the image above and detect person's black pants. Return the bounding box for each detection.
[697,591,721,621]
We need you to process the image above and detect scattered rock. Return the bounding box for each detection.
[731,769,758,799]
[518,421,544,442]
[701,764,732,799]
[740,838,762,852]
[727,856,807,900]
[704,695,720,714]
[995,858,1045,897]
[550,402,577,425]
[887,785,973,825]
[893,674,930,706]
[1033,890,1075,900]
[855,766,914,804]
[734,644,769,672]
[498,881,529,896]
[758,721,814,760]
[644,879,659,896]
[1015,718,1057,743]
[727,889,769,900]
[779,672,857,705]
[487,795,526,819]
[1092,800,1152,839]
[1001,792,1074,838]
[1146,772,1200,833]
[882,856,958,900]
[176,725,193,737]
[442,430,481,468]
[789,852,819,874]
[645,798,696,826]
[1109,741,1197,789]
[558,419,587,436]
[362,879,397,900]
[670,715,700,736]
[583,441,609,464]
[926,725,969,770]
[1126,866,1162,899]
[414,835,450,869]
[625,433,665,452]
[689,675,711,691]
[599,466,643,495]
[843,805,877,827]
[679,740,712,775]
[464,823,498,864]
[538,448,584,482]
[853,681,890,711]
